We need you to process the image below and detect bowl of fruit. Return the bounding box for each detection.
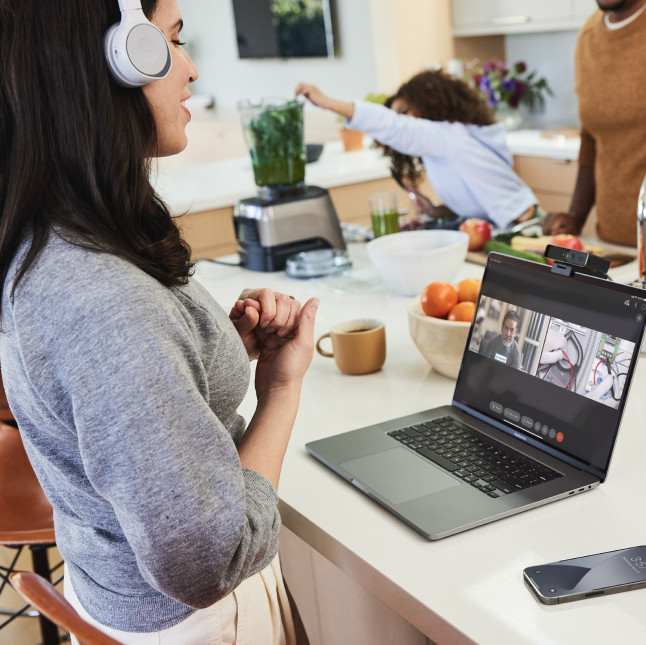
[408,278,481,379]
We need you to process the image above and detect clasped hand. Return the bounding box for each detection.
[229,288,319,396]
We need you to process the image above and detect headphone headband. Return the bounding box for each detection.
[104,0,171,88]
[118,0,146,10]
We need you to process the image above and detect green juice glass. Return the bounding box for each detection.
[370,193,399,238]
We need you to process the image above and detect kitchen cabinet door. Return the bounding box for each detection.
[452,0,587,36]
[451,0,489,31]
[177,206,238,260]
[513,155,598,238]
[489,0,570,26]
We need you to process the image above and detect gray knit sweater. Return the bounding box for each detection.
[0,234,281,632]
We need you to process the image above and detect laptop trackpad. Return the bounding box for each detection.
[340,448,460,505]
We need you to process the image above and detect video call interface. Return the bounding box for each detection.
[453,256,646,473]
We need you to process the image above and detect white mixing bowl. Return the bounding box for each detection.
[367,230,469,296]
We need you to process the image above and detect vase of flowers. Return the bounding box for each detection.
[464,59,553,131]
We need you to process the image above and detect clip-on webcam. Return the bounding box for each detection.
[544,244,611,280]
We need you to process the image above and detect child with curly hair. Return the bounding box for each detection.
[296,70,537,229]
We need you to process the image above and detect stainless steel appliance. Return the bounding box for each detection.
[234,185,346,272]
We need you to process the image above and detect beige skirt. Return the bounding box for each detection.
[64,556,296,645]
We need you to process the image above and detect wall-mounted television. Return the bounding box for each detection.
[232,0,335,59]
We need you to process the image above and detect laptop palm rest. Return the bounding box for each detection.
[340,448,460,505]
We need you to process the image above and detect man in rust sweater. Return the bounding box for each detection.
[543,0,646,247]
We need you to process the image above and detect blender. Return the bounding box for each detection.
[234,97,346,272]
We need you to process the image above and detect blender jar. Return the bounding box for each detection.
[237,98,306,192]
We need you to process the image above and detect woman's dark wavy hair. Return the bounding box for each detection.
[378,70,495,188]
[0,0,193,312]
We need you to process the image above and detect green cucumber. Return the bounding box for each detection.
[482,240,548,264]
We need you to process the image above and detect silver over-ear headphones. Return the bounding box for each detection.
[104,0,172,87]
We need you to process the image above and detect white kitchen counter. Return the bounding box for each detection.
[151,140,390,215]
[193,245,645,645]
[152,128,580,216]
[505,129,579,161]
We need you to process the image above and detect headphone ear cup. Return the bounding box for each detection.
[104,12,171,88]
[105,23,131,87]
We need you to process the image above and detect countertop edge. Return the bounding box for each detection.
[155,130,580,216]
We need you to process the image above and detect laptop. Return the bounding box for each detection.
[306,252,646,539]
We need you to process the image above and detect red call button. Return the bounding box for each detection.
[556,432,564,443]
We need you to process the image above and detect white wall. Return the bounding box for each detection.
[178,1,581,129]
[179,0,380,109]
[505,30,580,129]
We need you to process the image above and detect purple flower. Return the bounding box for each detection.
[470,58,551,111]
[507,81,526,108]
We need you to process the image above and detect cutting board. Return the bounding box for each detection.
[467,237,636,268]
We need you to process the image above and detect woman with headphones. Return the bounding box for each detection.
[0,0,317,642]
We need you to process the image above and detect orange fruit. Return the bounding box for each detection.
[421,282,458,318]
[447,301,476,322]
[456,278,481,303]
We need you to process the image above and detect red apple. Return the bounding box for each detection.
[459,218,492,251]
[545,234,584,265]
[552,234,583,251]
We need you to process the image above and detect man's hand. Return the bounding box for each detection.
[585,374,613,402]
[542,212,583,236]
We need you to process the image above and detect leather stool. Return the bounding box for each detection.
[0,420,61,644]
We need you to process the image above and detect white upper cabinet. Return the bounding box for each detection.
[452,0,596,36]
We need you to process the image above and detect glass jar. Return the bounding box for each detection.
[238,98,306,189]
[493,104,523,131]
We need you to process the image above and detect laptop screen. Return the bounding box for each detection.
[453,253,646,477]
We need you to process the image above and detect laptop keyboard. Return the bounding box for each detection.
[388,416,562,498]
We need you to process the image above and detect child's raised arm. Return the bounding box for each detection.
[295,83,355,120]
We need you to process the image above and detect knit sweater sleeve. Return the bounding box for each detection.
[347,100,455,158]
[4,242,280,609]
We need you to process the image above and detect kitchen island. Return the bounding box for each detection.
[194,245,646,645]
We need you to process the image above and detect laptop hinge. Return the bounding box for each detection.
[452,401,606,481]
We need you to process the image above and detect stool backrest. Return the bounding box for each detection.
[0,422,54,545]
[10,571,123,645]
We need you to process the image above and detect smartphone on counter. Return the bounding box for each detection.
[523,545,646,605]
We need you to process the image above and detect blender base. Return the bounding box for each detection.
[234,185,347,272]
